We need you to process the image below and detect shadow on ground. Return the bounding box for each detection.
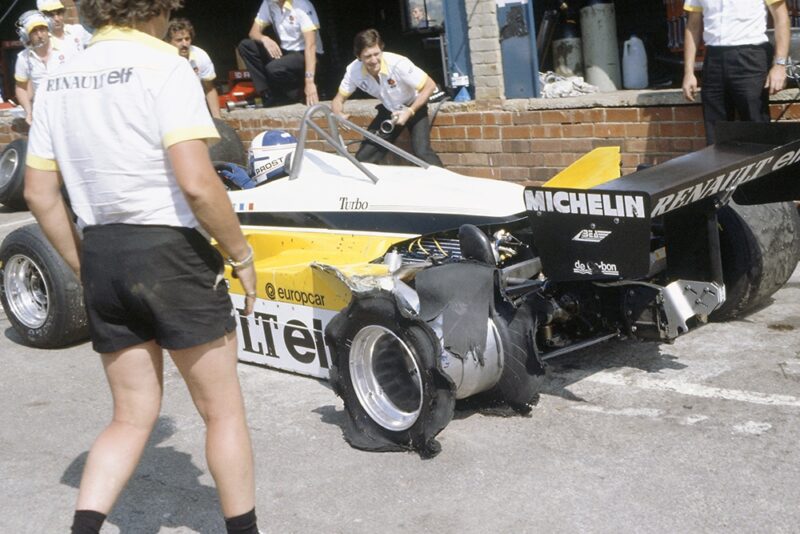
[61,416,223,534]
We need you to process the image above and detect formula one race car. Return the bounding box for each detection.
[2,105,800,457]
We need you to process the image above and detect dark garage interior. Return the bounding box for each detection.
[1,0,447,102]
[173,0,447,100]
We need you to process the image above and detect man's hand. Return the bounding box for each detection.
[766,64,787,94]
[260,36,282,59]
[232,262,257,316]
[305,80,318,106]
[392,106,415,126]
[682,73,698,102]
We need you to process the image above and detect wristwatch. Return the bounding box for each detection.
[304,72,315,79]
[774,57,790,66]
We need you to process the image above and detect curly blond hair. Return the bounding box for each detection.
[80,0,183,29]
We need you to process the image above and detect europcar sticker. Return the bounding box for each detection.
[231,294,335,380]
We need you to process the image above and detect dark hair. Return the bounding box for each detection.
[353,28,384,58]
[79,0,183,29]
[165,17,194,41]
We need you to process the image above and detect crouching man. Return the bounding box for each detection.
[332,28,442,166]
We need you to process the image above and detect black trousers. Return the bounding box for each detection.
[238,39,316,103]
[356,104,443,166]
[701,43,771,145]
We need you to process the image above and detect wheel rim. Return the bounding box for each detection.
[0,147,19,190]
[349,325,424,431]
[3,253,49,329]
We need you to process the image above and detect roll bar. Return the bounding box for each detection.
[287,103,430,184]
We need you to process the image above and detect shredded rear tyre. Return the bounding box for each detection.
[487,303,546,410]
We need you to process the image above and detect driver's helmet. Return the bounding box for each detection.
[248,130,297,184]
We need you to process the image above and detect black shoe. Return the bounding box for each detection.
[261,91,291,108]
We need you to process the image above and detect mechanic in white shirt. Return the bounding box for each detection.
[238,0,323,106]
[682,0,790,144]
[332,28,442,166]
[166,18,222,118]
[37,0,92,55]
[24,1,259,532]
[14,10,74,125]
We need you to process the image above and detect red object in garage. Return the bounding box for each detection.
[218,70,257,110]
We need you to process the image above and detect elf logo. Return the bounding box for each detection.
[573,229,612,243]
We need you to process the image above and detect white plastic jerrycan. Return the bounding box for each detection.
[623,35,648,89]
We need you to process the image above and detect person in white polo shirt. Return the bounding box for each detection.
[238,0,323,107]
[37,0,92,55]
[332,28,442,166]
[682,0,790,144]
[166,18,221,118]
[14,10,73,126]
[24,1,259,532]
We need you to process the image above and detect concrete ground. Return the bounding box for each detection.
[1,208,799,533]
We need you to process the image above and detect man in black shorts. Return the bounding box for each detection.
[24,1,260,532]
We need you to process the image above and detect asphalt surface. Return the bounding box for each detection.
[1,206,800,533]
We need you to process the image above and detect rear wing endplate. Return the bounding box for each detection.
[525,121,800,281]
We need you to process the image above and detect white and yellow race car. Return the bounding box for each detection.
[3,105,800,457]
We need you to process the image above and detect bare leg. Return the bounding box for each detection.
[170,331,255,518]
[75,341,164,513]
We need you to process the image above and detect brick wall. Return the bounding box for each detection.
[221,96,800,184]
[5,97,799,184]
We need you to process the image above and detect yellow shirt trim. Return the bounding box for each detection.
[163,126,221,149]
[26,153,59,171]
[15,74,29,83]
[360,57,389,77]
[415,73,429,92]
[683,5,702,12]
[89,26,178,55]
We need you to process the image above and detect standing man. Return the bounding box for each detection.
[166,18,222,118]
[682,0,791,144]
[332,28,442,166]
[14,10,73,125]
[238,0,323,107]
[37,0,92,54]
[24,1,260,532]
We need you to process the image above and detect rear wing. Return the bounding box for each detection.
[525,121,800,281]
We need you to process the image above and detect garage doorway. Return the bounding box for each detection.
[175,0,445,100]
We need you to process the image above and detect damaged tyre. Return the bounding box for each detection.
[713,201,800,320]
[326,291,455,458]
[488,303,546,409]
[0,224,88,348]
